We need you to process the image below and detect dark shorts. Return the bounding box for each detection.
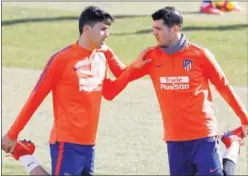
[167,136,224,175]
[50,142,95,176]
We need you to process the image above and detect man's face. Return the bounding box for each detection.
[152,19,174,47]
[87,21,110,49]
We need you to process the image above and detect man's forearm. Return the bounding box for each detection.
[7,76,53,139]
[102,65,135,100]
[8,94,41,139]
[218,85,248,124]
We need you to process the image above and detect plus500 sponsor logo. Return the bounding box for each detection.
[160,76,190,90]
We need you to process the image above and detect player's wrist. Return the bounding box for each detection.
[240,115,248,125]
[7,130,18,140]
[241,120,248,126]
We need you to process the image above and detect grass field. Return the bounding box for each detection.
[2,2,248,175]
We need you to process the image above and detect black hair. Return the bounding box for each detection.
[152,6,183,29]
[79,6,114,35]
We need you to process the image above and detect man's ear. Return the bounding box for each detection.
[172,25,180,33]
[83,24,91,33]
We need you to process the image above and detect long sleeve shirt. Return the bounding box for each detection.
[125,43,248,141]
[7,42,131,145]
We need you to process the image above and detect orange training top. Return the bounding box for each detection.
[7,42,129,145]
[129,43,248,141]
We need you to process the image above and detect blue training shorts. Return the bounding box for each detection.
[167,136,224,175]
[50,142,95,176]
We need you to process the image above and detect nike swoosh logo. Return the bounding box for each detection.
[27,162,34,167]
[156,64,165,68]
[210,168,220,173]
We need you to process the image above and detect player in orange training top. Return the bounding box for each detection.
[125,6,248,176]
[1,6,150,176]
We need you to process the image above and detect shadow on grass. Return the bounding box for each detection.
[2,13,247,34]
[2,15,148,26]
[112,24,248,36]
[1,11,205,26]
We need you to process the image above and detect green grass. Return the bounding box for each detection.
[2,5,248,86]
[2,3,248,175]
[2,164,26,175]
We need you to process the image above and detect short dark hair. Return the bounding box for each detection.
[79,6,114,35]
[152,6,183,29]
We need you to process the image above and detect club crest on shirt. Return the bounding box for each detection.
[183,59,192,71]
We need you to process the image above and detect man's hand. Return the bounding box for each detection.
[242,125,248,137]
[132,47,154,69]
[1,134,17,154]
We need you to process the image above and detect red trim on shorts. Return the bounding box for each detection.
[55,142,64,175]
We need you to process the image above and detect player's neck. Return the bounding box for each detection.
[168,33,181,48]
[78,35,95,51]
